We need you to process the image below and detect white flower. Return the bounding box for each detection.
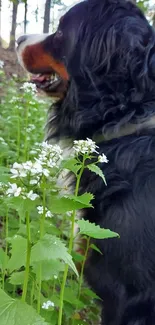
[0,137,7,146]
[10,160,43,179]
[30,178,39,185]
[37,142,63,169]
[47,159,57,168]
[27,124,36,133]
[20,82,37,94]
[54,275,58,279]
[45,210,53,218]
[37,206,44,214]
[22,161,33,170]
[26,190,39,201]
[66,211,72,217]
[37,206,53,218]
[31,161,43,175]
[42,300,55,310]
[29,101,36,105]
[6,183,22,197]
[73,138,99,155]
[9,96,19,104]
[29,149,37,155]
[0,60,4,68]
[98,153,108,163]
[42,168,50,177]
[10,163,27,178]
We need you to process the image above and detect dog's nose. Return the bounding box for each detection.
[16,35,28,46]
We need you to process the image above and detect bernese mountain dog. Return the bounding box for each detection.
[16,0,155,324]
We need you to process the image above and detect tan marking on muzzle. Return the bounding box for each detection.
[22,43,69,80]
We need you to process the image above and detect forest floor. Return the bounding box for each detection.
[0,46,26,78]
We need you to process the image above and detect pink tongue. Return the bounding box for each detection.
[31,75,47,82]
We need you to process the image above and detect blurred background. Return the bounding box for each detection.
[0,0,154,77]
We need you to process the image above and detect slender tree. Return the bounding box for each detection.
[9,0,19,49]
[24,0,28,34]
[43,0,63,33]
[43,0,52,33]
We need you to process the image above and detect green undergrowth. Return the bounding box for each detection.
[0,65,118,325]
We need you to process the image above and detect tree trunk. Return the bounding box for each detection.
[43,0,52,33]
[24,0,28,34]
[0,0,2,46]
[9,0,19,50]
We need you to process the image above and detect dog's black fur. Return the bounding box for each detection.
[17,0,155,324]
[46,2,155,323]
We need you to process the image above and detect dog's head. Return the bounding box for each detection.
[17,0,155,139]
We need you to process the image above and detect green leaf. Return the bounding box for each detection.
[0,288,49,325]
[0,248,9,271]
[82,287,102,300]
[6,197,38,221]
[32,260,65,281]
[63,287,84,308]
[77,219,119,239]
[69,193,94,208]
[90,243,103,255]
[73,320,89,325]
[0,167,10,183]
[31,234,78,277]
[62,158,82,175]
[50,196,92,214]
[9,271,25,285]
[7,235,27,272]
[87,164,107,184]
[72,251,84,263]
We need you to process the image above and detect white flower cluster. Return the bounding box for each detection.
[37,206,53,218]
[73,138,108,163]
[27,124,36,133]
[42,300,55,310]
[20,82,37,94]
[73,138,99,155]
[5,142,63,200]
[3,139,108,202]
[10,161,45,179]
[6,183,38,201]
[10,142,62,181]
[0,60,4,69]
[9,96,19,104]
[36,142,63,169]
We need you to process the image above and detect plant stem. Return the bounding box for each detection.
[24,103,29,161]
[2,208,9,290]
[58,161,85,325]
[30,280,34,306]
[37,265,42,313]
[37,179,46,313]
[22,211,31,302]
[17,112,21,160]
[40,180,46,237]
[77,237,90,300]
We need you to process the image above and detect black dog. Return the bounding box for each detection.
[17,0,155,324]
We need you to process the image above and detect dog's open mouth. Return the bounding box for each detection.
[30,72,68,98]
[30,72,61,91]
